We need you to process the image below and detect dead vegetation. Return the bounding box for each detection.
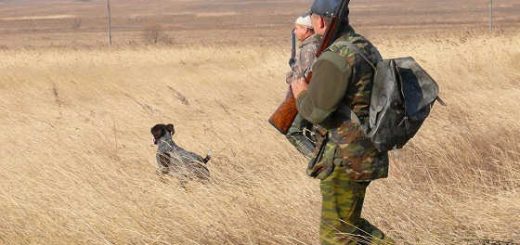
[0,31,519,244]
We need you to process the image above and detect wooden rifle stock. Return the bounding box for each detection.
[268,88,298,134]
[268,0,350,134]
[268,72,313,134]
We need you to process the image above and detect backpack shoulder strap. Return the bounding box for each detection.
[329,39,381,134]
[333,40,377,71]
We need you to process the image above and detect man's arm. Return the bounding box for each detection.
[292,51,351,124]
[296,40,318,79]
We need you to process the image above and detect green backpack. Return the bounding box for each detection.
[346,43,445,152]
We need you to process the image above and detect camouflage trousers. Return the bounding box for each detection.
[320,166,394,245]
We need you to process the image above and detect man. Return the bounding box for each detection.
[286,14,319,84]
[285,14,321,158]
[291,0,395,244]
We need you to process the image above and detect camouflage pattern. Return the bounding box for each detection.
[286,34,321,157]
[286,114,315,158]
[320,165,394,245]
[286,35,321,84]
[327,27,388,181]
[303,26,388,182]
[298,26,393,244]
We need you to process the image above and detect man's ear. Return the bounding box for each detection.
[166,124,175,135]
[320,16,326,30]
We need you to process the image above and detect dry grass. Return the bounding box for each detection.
[0,31,519,244]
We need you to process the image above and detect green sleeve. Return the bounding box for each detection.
[296,51,351,124]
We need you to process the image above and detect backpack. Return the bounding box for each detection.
[346,42,445,152]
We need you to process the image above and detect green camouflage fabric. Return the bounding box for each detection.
[286,114,315,158]
[304,26,389,182]
[320,165,395,245]
[298,26,394,244]
[286,35,321,84]
[286,35,321,158]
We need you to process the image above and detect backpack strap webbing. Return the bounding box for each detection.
[340,41,377,71]
[340,40,447,108]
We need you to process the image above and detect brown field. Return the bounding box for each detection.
[1,0,520,245]
[0,0,519,47]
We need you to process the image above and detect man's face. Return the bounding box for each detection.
[294,24,312,42]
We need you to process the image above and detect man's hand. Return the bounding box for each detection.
[291,77,309,99]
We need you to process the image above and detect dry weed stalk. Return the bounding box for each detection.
[0,31,518,244]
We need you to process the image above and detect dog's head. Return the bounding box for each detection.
[151,123,175,145]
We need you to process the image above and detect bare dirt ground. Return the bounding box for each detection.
[0,1,519,245]
[0,0,519,48]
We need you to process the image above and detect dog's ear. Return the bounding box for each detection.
[151,124,163,136]
[151,124,166,144]
[166,124,175,135]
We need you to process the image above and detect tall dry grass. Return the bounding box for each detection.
[0,31,519,244]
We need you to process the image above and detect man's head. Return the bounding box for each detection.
[294,15,314,42]
[309,0,349,35]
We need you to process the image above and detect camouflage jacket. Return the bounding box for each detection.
[296,26,389,181]
[286,35,321,84]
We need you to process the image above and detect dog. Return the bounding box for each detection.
[151,123,211,181]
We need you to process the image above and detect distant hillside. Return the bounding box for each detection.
[0,0,519,48]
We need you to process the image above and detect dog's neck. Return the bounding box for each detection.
[157,133,178,153]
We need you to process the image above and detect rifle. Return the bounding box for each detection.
[268,0,350,134]
[289,28,296,67]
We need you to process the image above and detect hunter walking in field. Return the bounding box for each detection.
[285,14,321,158]
[290,0,395,244]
